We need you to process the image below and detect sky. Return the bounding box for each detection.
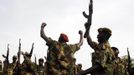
[0,0,134,71]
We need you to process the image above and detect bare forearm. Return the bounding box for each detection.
[86,27,95,48]
[78,30,83,47]
[40,23,49,42]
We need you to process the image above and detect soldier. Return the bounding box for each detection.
[21,52,36,75]
[21,43,35,75]
[40,22,83,75]
[111,47,126,75]
[36,58,45,75]
[76,23,114,75]
[7,55,18,75]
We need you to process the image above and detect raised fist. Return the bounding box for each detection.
[41,22,47,28]
[79,30,83,35]
[84,22,89,29]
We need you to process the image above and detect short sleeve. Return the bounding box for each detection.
[69,44,80,53]
[91,41,98,50]
[99,50,108,68]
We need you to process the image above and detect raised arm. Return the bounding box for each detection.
[77,30,83,47]
[40,22,49,42]
[85,23,95,48]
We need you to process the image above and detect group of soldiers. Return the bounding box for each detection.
[0,25,83,75]
[1,0,134,75]
[0,42,45,75]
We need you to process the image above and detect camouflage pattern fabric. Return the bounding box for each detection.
[6,62,18,75]
[45,38,80,75]
[36,65,45,75]
[113,57,126,75]
[21,58,36,75]
[91,42,114,75]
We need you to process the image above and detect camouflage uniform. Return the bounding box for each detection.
[40,22,83,75]
[45,38,80,75]
[36,65,45,75]
[36,58,45,75]
[21,54,36,75]
[7,62,17,75]
[111,47,126,75]
[113,57,126,75]
[91,42,114,75]
[3,60,9,75]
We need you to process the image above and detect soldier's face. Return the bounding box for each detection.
[39,61,44,65]
[115,50,119,56]
[97,33,105,43]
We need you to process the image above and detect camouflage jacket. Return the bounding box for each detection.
[91,41,114,75]
[45,38,80,75]
[113,57,126,75]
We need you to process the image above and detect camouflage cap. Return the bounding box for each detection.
[98,27,112,36]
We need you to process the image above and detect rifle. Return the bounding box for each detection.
[34,54,37,65]
[83,0,93,38]
[127,48,132,75]
[2,44,9,63]
[7,44,9,63]
[18,39,21,64]
[2,44,9,73]
[16,39,21,75]
[29,43,34,58]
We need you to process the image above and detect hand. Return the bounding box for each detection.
[41,22,47,28]
[84,22,90,30]
[79,30,83,35]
